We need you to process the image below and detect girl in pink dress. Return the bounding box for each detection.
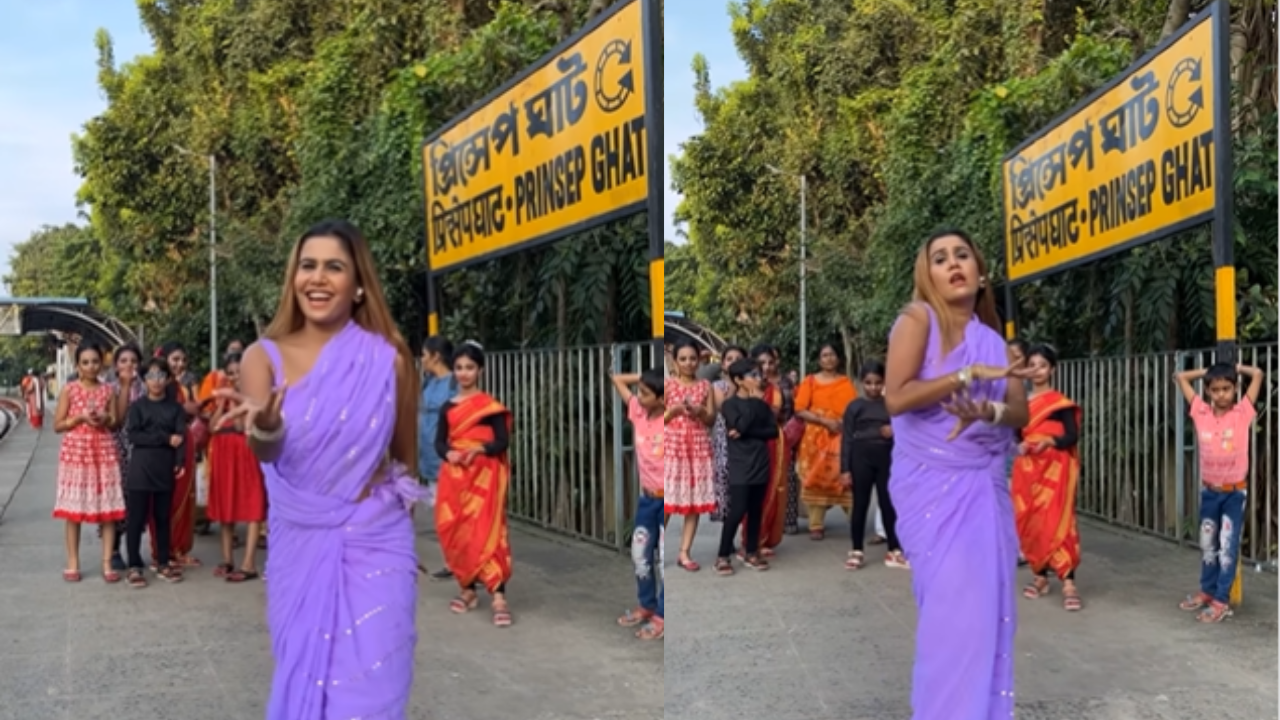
[664,338,715,571]
[53,345,127,583]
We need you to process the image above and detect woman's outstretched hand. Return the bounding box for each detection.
[213,384,287,433]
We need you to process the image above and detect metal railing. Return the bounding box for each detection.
[487,343,658,552]
[1059,343,1278,569]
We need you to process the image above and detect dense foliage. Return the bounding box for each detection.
[3,0,652,375]
[669,0,1277,370]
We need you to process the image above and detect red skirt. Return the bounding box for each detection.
[207,432,267,523]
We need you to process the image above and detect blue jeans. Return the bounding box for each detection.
[1198,486,1247,604]
[632,494,664,618]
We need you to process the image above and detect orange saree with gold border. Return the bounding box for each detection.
[435,393,513,593]
[1012,390,1082,578]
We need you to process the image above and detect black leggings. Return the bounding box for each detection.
[849,444,900,552]
[719,483,767,558]
[125,489,173,570]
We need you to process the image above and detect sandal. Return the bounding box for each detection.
[1023,576,1051,599]
[157,566,184,584]
[636,617,664,641]
[1062,589,1083,612]
[844,551,865,571]
[126,569,147,589]
[449,591,479,614]
[743,554,770,571]
[177,555,203,568]
[884,550,911,570]
[213,563,234,578]
[761,547,776,558]
[714,558,734,576]
[62,569,81,583]
[492,601,513,628]
[809,529,825,541]
[1197,601,1232,624]
[868,535,887,546]
[102,569,121,584]
[226,569,260,583]
[677,558,701,573]
[1180,592,1213,612]
[618,608,655,628]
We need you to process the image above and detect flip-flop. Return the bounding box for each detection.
[62,570,81,583]
[102,570,122,584]
[617,608,654,628]
[213,563,234,578]
[636,619,664,641]
[677,559,700,572]
[226,570,260,583]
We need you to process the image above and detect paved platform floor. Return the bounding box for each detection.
[0,423,661,720]
[665,509,1279,720]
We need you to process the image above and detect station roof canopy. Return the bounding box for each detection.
[0,297,139,349]
[663,311,728,353]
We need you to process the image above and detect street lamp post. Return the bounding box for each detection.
[766,165,808,379]
[174,145,218,372]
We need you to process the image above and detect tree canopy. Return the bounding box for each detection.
[668,0,1277,370]
[4,0,653,374]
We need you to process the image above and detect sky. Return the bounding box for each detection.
[0,2,151,293]
[664,2,747,243]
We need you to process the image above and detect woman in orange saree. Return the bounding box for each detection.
[1012,345,1083,611]
[793,343,856,540]
[435,342,515,628]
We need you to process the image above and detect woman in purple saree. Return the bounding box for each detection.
[884,229,1031,720]
[220,220,424,719]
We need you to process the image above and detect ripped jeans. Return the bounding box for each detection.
[632,493,664,618]
[1198,486,1247,604]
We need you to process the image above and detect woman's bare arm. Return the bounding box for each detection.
[1000,345,1029,429]
[884,305,964,416]
[53,388,77,434]
[240,343,284,463]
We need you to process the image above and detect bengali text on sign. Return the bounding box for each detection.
[1002,16,1219,283]
[423,0,648,272]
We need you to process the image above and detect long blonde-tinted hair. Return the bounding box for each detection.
[264,220,419,464]
[910,228,1001,346]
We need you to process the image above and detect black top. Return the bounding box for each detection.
[434,399,511,459]
[840,397,892,473]
[1018,407,1079,450]
[125,396,187,492]
[720,395,777,487]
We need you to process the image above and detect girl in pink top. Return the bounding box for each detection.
[1174,361,1264,623]
[611,369,665,641]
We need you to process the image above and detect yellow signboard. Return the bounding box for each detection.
[422,0,648,272]
[1003,13,1220,283]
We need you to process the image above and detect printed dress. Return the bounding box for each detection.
[52,382,126,524]
[664,378,715,516]
[709,379,732,522]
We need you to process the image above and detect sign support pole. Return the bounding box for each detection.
[1003,283,1017,341]
[1206,0,1243,608]
[643,0,663,357]
[426,270,440,337]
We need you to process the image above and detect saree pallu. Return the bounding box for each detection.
[1012,391,1082,579]
[889,307,1017,720]
[260,322,424,720]
[436,393,513,594]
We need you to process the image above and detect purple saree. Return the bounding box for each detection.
[259,321,423,720]
[889,306,1018,720]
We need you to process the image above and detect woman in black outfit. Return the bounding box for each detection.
[839,361,908,571]
[715,358,777,575]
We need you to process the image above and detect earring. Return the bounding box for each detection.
[979,276,987,288]
[356,288,365,302]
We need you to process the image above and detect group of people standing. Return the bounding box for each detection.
[47,338,268,586]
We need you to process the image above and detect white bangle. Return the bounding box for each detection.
[986,401,1007,426]
[249,422,285,444]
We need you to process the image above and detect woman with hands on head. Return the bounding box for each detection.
[214,219,425,720]
[883,228,1032,720]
